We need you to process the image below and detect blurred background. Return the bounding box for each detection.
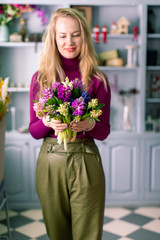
[0,0,160,239]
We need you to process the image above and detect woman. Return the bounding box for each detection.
[29,8,111,240]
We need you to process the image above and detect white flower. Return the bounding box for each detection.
[57,103,69,117]
[2,77,9,103]
[62,77,73,90]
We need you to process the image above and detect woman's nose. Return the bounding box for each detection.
[66,36,73,45]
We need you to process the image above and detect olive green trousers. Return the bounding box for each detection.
[36,137,105,240]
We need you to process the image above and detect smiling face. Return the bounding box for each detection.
[55,17,83,59]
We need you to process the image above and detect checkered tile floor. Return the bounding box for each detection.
[0,207,160,240]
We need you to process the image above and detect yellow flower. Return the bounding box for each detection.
[0,77,4,98]
[1,77,9,103]
[88,99,98,108]
[90,109,102,118]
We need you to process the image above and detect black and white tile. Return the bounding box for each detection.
[0,207,160,240]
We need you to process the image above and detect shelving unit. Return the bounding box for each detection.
[0,0,160,208]
[146,4,160,134]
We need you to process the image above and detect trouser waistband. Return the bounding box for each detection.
[44,137,96,154]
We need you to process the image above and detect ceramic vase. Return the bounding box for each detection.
[0,25,9,42]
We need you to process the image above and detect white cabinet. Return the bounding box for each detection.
[29,139,43,203]
[143,136,160,203]
[96,134,140,205]
[4,134,30,208]
[4,132,42,208]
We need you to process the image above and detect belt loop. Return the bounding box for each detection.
[47,144,52,153]
[47,144,55,153]
[81,142,85,152]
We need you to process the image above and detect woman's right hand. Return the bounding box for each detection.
[42,116,68,132]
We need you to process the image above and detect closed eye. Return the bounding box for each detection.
[73,34,80,37]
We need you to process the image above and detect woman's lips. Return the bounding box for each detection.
[65,48,76,52]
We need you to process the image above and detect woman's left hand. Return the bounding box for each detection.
[70,118,95,132]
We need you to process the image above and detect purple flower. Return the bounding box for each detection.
[71,97,85,117]
[42,17,48,26]
[37,9,44,18]
[72,78,84,89]
[42,87,53,102]
[57,85,71,102]
[52,82,61,90]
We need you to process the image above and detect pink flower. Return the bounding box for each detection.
[13,4,20,8]
[20,5,26,10]
[71,97,85,117]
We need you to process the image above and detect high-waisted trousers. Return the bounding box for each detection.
[36,137,105,240]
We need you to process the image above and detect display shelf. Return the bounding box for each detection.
[8,87,29,92]
[0,35,139,47]
[147,34,160,38]
[98,66,139,71]
[146,98,160,103]
[6,131,30,139]
[91,33,139,39]
[0,42,44,48]
[146,5,160,134]
[147,66,160,70]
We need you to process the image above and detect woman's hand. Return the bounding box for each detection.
[42,117,68,132]
[70,118,95,133]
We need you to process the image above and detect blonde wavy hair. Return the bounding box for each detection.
[37,8,107,96]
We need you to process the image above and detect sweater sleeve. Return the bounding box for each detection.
[86,76,111,141]
[28,72,52,139]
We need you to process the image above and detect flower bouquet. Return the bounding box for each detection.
[0,4,48,26]
[0,77,11,120]
[33,77,104,150]
[0,4,22,25]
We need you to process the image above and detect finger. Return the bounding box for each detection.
[50,123,68,132]
[44,115,50,122]
[51,118,61,123]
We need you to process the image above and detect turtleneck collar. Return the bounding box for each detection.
[60,54,80,71]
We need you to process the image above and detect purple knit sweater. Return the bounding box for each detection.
[29,55,111,141]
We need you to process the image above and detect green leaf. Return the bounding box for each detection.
[89,117,93,123]
[81,113,90,119]
[95,103,105,110]
[95,118,100,122]
[54,96,62,105]
[72,89,81,99]
[47,98,56,105]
